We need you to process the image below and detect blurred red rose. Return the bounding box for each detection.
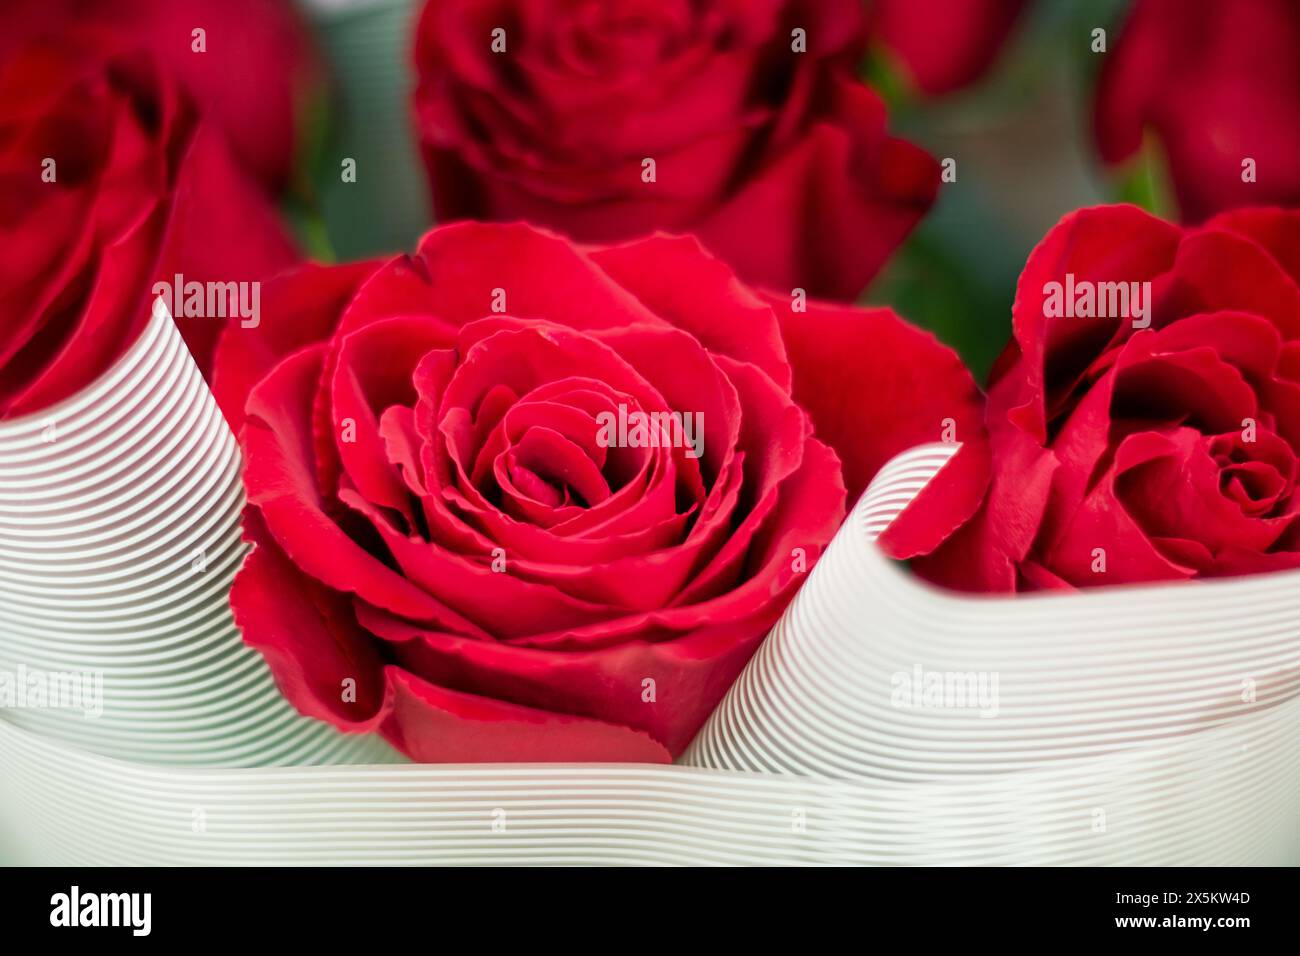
[869,0,1027,95]
[412,0,938,302]
[0,0,324,194]
[0,40,298,418]
[1095,0,1300,222]
[918,204,1300,591]
[216,221,988,762]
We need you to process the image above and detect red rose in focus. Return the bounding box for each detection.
[918,204,1300,592]
[0,41,297,419]
[1095,0,1300,222]
[869,0,1027,95]
[216,222,988,762]
[412,0,938,301]
[1,0,324,193]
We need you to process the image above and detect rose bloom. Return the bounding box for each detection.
[215,222,988,761]
[0,0,324,194]
[0,40,297,419]
[1095,0,1300,222]
[411,0,938,302]
[917,204,1300,591]
[868,0,1027,95]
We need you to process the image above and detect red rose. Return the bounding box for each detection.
[917,204,1300,592]
[1095,0,1300,222]
[869,0,1027,95]
[216,222,987,761]
[0,40,297,419]
[0,0,324,194]
[411,0,938,301]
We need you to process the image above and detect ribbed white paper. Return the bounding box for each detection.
[0,301,397,768]
[1,703,1296,864]
[688,442,1300,781]
[1,304,1297,865]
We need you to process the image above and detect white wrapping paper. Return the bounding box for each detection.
[0,300,396,768]
[1,305,1297,865]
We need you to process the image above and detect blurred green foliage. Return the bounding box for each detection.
[298,0,430,263]
[868,0,1137,384]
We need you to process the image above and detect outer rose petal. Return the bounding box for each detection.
[237,521,672,762]
[1095,0,1300,222]
[110,0,324,193]
[587,233,792,391]
[152,122,298,375]
[1008,204,1180,440]
[231,512,389,732]
[1,188,165,417]
[697,78,938,299]
[871,0,1027,95]
[1205,207,1300,287]
[383,669,672,763]
[241,344,460,626]
[407,221,666,332]
[764,292,988,557]
[1203,545,1300,576]
[212,260,379,431]
[1092,0,1189,165]
[1163,228,1300,339]
[912,420,1057,592]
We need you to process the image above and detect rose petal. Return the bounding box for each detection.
[381,667,671,763]
[765,292,989,556]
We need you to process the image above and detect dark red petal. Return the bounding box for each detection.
[1009,204,1180,442]
[230,511,389,732]
[1040,430,1201,585]
[213,261,377,431]
[698,78,938,300]
[765,292,989,557]
[1,195,162,416]
[154,122,299,375]
[873,0,1027,95]
[1165,227,1300,339]
[1092,0,1187,165]
[1116,428,1292,555]
[913,420,1057,592]
[1096,0,1300,221]
[1207,207,1300,285]
[381,667,672,763]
